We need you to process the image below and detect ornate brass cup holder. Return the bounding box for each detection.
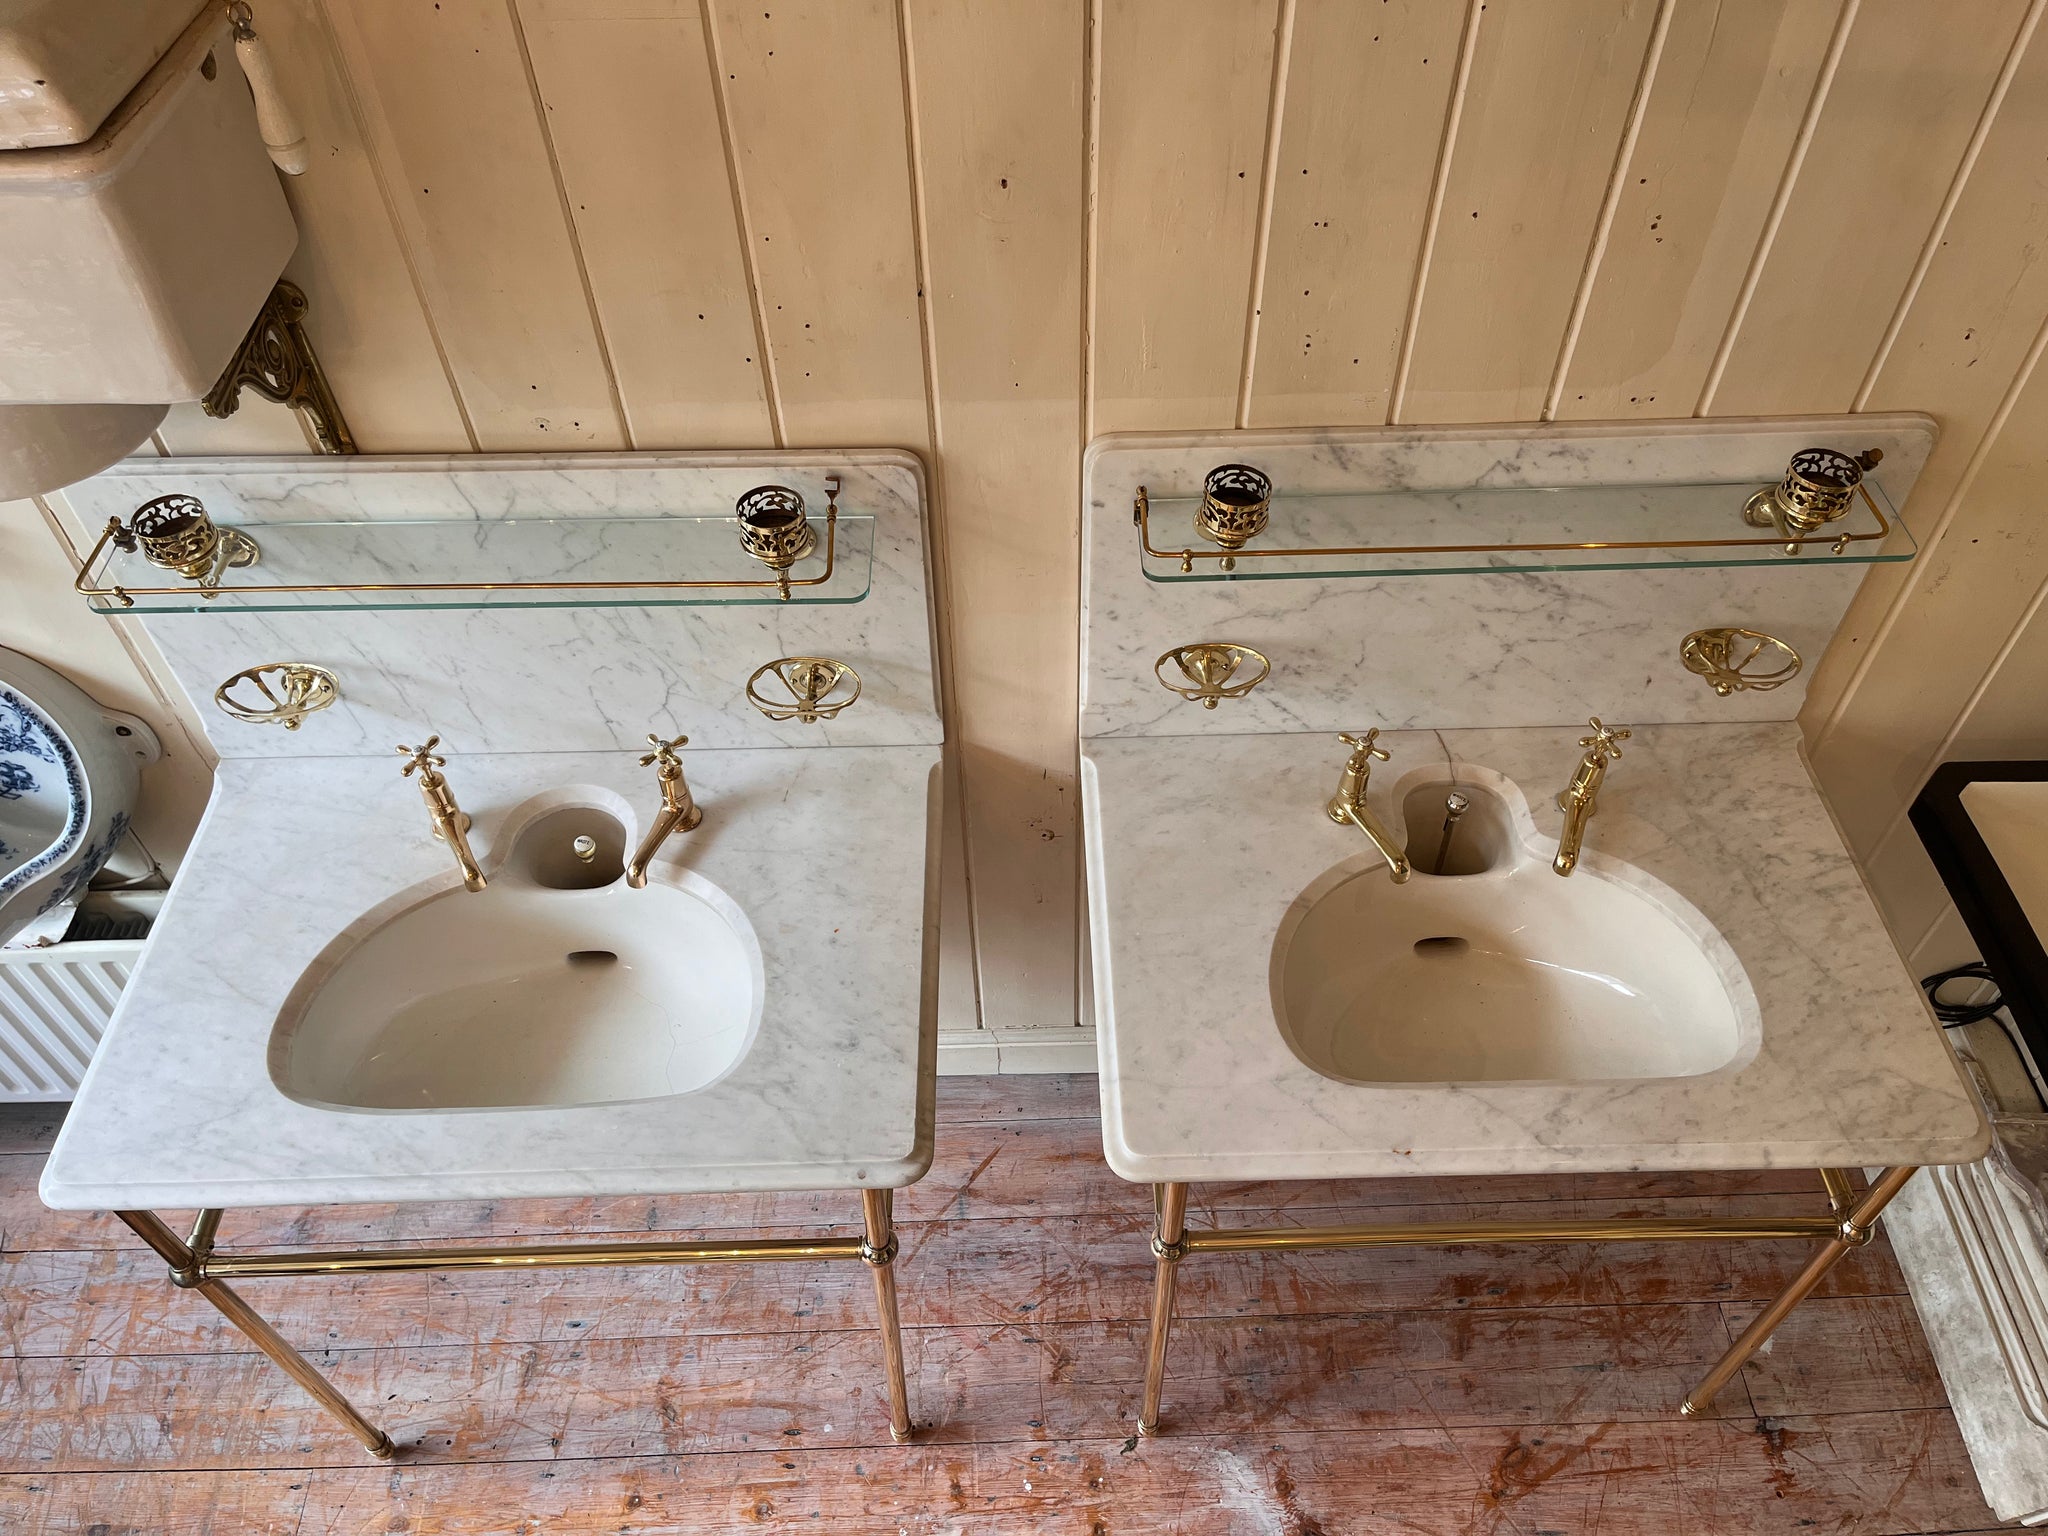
[1680,627,1803,697]
[746,656,863,724]
[80,494,262,605]
[1744,448,1881,555]
[736,482,832,600]
[212,663,340,730]
[1154,642,1270,709]
[1196,464,1272,570]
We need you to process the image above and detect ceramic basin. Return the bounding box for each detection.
[1271,780,1756,1085]
[270,800,763,1111]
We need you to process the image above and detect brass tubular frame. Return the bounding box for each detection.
[112,1194,916,1458]
[1133,481,1893,571]
[1136,1167,1919,1435]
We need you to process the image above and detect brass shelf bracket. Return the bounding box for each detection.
[203,279,356,454]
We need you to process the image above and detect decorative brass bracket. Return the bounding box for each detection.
[202,279,357,454]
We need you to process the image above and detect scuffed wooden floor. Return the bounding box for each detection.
[0,1075,2006,1534]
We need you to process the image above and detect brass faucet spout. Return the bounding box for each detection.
[397,737,486,892]
[627,733,703,888]
[1325,729,1411,884]
[1552,717,1630,878]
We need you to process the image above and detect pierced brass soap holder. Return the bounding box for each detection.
[1744,448,1882,555]
[81,494,261,604]
[1154,643,1270,709]
[213,663,340,729]
[1680,628,1803,697]
[746,656,863,723]
[736,478,837,600]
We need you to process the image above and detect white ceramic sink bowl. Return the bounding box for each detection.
[270,800,763,1112]
[1272,781,1758,1086]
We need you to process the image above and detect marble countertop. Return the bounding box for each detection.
[42,744,939,1209]
[1083,723,1990,1182]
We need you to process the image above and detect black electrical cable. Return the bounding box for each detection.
[1923,960,2006,1024]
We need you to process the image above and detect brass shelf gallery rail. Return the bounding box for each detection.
[1133,449,1899,577]
[74,478,849,611]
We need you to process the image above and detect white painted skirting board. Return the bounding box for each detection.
[936,1028,1098,1076]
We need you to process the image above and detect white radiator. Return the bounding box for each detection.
[0,940,137,1100]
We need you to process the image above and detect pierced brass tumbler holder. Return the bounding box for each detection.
[81,494,261,605]
[1195,464,1272,571]
[736,480,834,600]
[1743,447,1881,555]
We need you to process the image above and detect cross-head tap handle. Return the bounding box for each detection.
[639,732,690,771]
[396,736,446,777]
[1579,717,1631,761]
[1338,729,1390,764]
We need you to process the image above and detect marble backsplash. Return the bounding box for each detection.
[61,451,941,757]
[1080,415,1936,738]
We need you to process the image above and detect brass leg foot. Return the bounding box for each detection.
[116,1210,397,1460]
[1678,1166,1918,1416]
[862,1189,916,1443]
[1139,1183,1189,1436]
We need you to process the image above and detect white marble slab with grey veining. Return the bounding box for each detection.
[41,743,939,1207]
[1084,723,1987,1181]
[1082,416,1935,737]
[61,452,941,755]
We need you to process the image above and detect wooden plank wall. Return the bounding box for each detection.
[18,0,2048,1037]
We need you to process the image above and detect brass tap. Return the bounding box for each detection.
[396,736,486,892]
[1553,717,1631,877]
[626,733,703,888]
[1325,730,1411,884]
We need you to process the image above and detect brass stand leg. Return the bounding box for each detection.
[1679,1165,1919,1418]
[860,1189,914,1443]
[115,1211,395,1460]
[1138,1182,1189,1437]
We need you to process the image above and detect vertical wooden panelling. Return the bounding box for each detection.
[1091,0,1278,432]
[1705,0,2031,415]
[323,0,627,448]
[1555,0,1837,419]
[904,0,1086,1037]
[1397,0,1658,424]
[235,0,475,454]
[1799,13,2048,862]
[516,0,773,448]
[1801,7,2048,738]
[707,0,928,448]
[1246,0,1466,428]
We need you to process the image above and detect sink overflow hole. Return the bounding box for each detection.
[566,950,619,967]
[1413,936,1470,957]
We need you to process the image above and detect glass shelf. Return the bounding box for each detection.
[1136,476,1915,582]
[79,513,874,614]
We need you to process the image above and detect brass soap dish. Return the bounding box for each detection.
[746,656,862,723]
[1744,448,1882,554]
[1154,642,1270,709]
[213,662,340,729]
[83,494,261,604]
[1680,628,1802,697]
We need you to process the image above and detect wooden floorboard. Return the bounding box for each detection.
[0,1081,2000,1533]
